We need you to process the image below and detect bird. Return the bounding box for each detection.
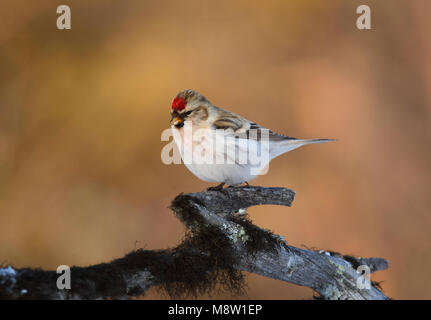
[170,89,334,189]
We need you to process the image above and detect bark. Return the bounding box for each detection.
[0,186,388,300]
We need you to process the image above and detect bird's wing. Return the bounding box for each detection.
[245,122,297,142]
[212,117,244,132]
[211,107,296,141]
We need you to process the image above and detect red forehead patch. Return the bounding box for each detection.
[172,97,186,111]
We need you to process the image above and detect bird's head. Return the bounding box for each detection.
[170,89,210,128]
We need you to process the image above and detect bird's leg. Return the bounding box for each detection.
[206,182,225,192]
[227,181,250,188]
[226,183,241,188]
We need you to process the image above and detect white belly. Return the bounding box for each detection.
[171,126,270,185]
[184,162,256,185]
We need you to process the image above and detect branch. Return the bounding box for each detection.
[0,186,389,300]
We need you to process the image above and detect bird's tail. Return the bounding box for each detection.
[270,138,336,158]
[293,138,337,145]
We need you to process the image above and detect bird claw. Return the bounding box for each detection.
[226,181,250,188]
[206,181,251,194]
[206,183,226,192]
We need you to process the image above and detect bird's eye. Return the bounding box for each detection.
[183,110,193,117]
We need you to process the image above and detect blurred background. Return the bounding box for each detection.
[0,0,430,299]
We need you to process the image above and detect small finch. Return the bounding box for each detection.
[170,89,334,188]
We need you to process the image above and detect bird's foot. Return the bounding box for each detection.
[227,181,250,188]
[206,183,226,192]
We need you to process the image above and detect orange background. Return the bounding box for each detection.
[0,0,430,299]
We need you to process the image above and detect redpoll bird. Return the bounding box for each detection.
[170,89,334,188]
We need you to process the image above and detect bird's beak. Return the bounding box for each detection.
[171,116,183,127]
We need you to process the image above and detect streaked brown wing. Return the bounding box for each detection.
[235,122,296,141]
[212,118,244,131]
[211,108,296,142]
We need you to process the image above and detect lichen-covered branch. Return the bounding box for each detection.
[0,186,389,300]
